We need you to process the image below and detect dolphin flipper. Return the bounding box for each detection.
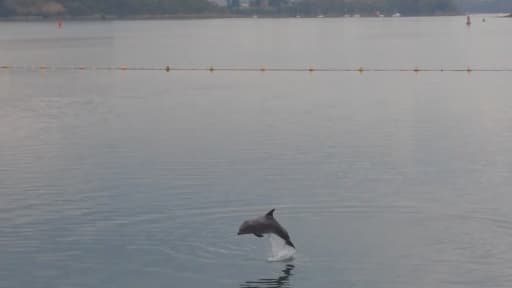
[254,233,264,238]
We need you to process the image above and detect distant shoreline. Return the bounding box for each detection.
[2,11,511,22]
[0,13,473,22]
[1,13,232,22]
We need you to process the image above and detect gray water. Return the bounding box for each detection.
[1,16,512,288]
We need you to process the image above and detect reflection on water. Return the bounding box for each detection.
[241,265,295,288]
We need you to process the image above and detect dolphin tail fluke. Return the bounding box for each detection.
[285,239,295,249]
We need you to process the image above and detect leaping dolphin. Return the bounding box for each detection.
[237,209,295,249]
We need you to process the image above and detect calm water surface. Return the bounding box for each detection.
[1,17,512,288]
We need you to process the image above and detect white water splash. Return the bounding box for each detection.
[266,234,296,262]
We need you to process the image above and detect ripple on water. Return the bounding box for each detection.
[156,200,422,267]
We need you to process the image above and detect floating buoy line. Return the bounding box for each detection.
[1,65,512,73]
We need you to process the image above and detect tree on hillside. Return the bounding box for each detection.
[0,0,14,16]
[294,0,455,15]
[2,0,213,16]
[386,0,455,14]
[0,0,456,16]
[4,0,65,15]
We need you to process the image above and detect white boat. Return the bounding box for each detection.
[392,13,401,17]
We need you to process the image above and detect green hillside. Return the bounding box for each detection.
[0,0,457,17]
[0,0,213,16]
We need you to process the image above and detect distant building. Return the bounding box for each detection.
[240,0,250,8]
[227,0,250,8]
[208,0,227,6]
[228,0,290,9]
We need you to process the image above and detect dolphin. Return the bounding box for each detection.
[237,209,295,249]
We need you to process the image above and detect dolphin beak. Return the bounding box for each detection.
[237,231,242,235]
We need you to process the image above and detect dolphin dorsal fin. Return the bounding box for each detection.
[265,208,275,217]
